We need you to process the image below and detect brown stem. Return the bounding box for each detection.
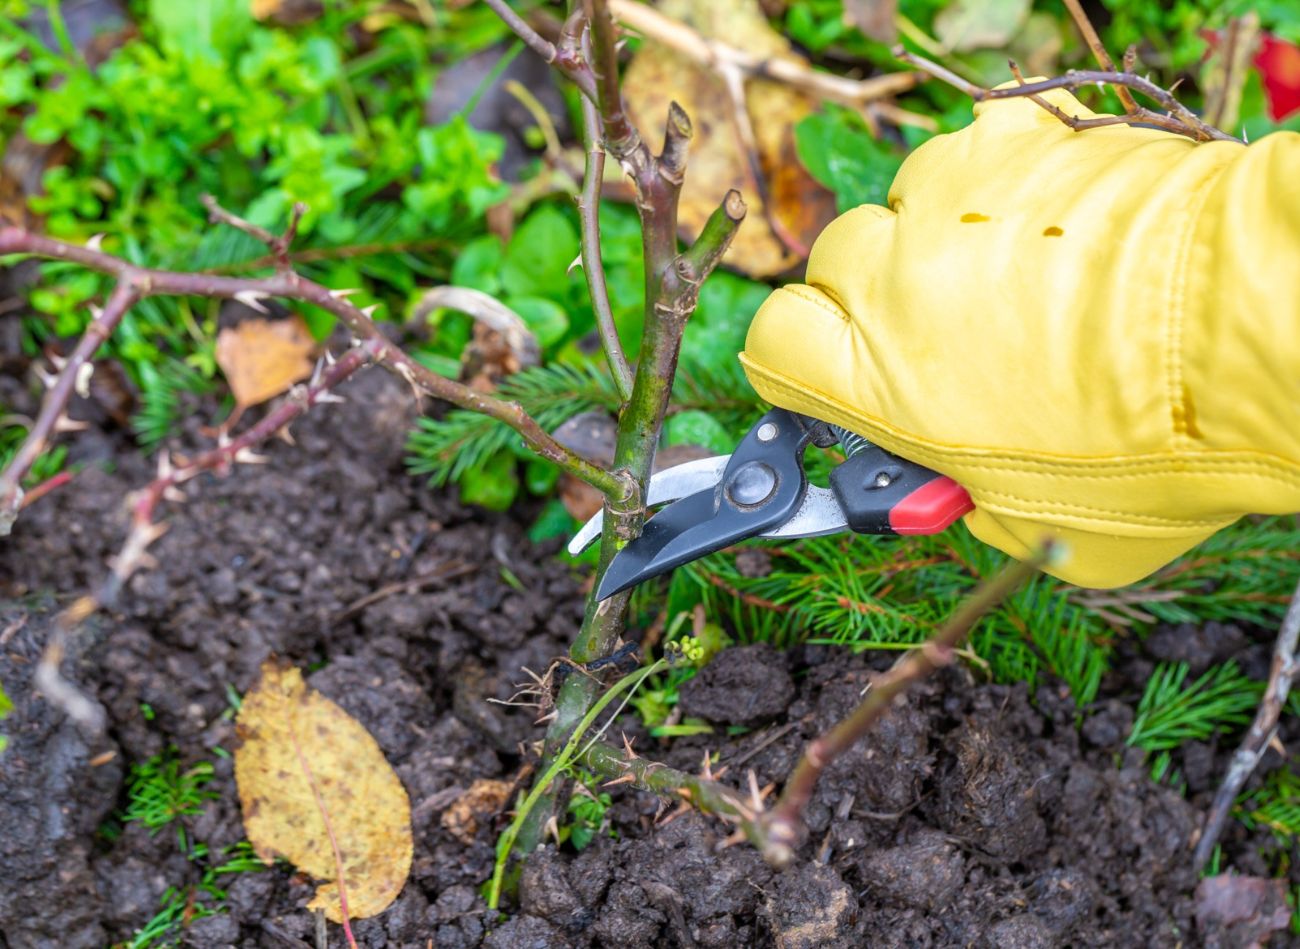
[1061,0,1138,114]
[578,94,633,400]
[0,226,631,530]
[896,49,1239,144]
[1193,578,1300,870]
[0,280,139,533]
[201,193,306,272]
[760,546,1052,867]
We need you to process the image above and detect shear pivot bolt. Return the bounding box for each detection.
[872,471,893,489]
[756,422,778,443]
[728,462,777,506]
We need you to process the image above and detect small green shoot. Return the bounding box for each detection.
[1127,661,1263,753]
[122,748,219,854]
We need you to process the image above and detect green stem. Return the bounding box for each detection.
[488,659,667,909]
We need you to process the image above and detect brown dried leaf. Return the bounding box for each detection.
[235,660,412,923]
[621,0,837,278]
[215,315,316,408]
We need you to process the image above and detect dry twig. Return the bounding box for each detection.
[1194,580,1300,870]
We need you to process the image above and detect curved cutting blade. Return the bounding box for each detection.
[567,455,730,556]
[595,409,814,600]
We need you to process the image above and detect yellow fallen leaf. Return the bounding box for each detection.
[621,0,837,278]
[235,659,412,923]
[215,315,316,409]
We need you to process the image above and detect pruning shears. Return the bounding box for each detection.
[569,408,975,600]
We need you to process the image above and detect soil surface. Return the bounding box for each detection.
[2,367,1298,949]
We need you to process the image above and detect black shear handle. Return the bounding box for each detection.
[829,444,973,535]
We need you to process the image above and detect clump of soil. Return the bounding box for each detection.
[1,368,1296,948]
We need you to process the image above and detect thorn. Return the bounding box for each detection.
[53,414,88,433]
[233,290,270,314]
[233,447,269,465]
[700,748,714,782]
[276,426,296,446]
[544,814,562,847]
[74,363,94,399]
[46,352,69,372]
[602,774,637,788]
[1269,733,1287,757]
[323,349,337,366]
[86,233,106,252]
[33,366,58,390]
[621,731,639,761]
[718,829,747,850]
[155,451,173,480]
[748,770,763,812]
[162,485,186,503]
[567,252,583,275]
[359,304,380,320]
[328,288,361,300]
[314,392,345,405]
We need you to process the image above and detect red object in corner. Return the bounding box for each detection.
[1256,33,1300,121]
[889,477,975,535]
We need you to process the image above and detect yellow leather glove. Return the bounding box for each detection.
[741,88,1300,589]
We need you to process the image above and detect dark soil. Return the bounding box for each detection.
[2,368,1298,949]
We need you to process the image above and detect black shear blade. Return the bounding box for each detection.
[595,409,813,600]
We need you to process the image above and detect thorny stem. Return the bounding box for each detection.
[1060,0,1138,114]
[759,546,1052,867]
[896,49,1240,144]
[0,280,139,534]
[491,0,747,858]
[35,340,378,732]
[578,94,634,400]
[1193,578,1300,870]
[581,739,765,837]
[0,226,631,532]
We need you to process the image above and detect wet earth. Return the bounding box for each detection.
[2,368,1298,948]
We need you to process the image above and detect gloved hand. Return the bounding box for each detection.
[741,87,1300,589]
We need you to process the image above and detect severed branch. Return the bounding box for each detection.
[0,222,633,532]
[895,48,1239,144]
[759,545,1052,866]
[1193,579,1300,870]
[579,548,1050,868]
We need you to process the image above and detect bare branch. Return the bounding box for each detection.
[1061,0,1138,114]
[896,48,1240,144]
[760,545,1053,867]
[0,226,633,527]
[0,280,139,532]
[1194,578,1300,869]
[578,94,634,400]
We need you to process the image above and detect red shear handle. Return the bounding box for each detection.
[889,476,974,535]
